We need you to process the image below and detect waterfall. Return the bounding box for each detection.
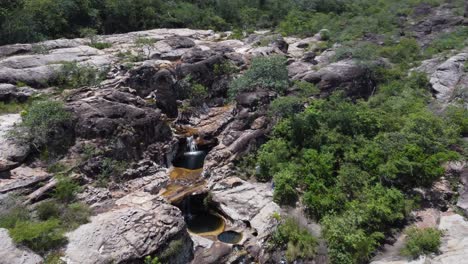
[187,136,198,152]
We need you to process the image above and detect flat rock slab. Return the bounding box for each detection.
[64,191,191,264]
[0,228,43,264]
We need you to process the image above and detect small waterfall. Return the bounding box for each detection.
[187,136,198,152]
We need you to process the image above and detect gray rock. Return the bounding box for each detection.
[64,192,193,264]
[211,177,280,239]
[0,228,43,264]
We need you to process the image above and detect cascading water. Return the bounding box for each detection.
[187,136,198,152]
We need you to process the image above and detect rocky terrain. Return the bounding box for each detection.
[0,2,467,263]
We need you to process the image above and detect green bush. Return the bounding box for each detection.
[379,38,421,64]
[53,176,80,203]
[425,27,468,56]
[0,202,29,229]
[61,203,91,229]
[270,217,317,262]
[269,96,304,118]
[54,61,106,89]
[9,219,66,254]
[229,55,289,96]
[90,42,112,50]
[189,83,208,106]
[36,201,61,221]
[401,227,442,258]
[13,100,71,150]
[160,239,184,260]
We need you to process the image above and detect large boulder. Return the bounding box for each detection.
[0,228,43,264]
[297,59,376,98]
[418,52,467,105]
[64,192,193,264]
[66,88,172,160]
[0,114,30,172]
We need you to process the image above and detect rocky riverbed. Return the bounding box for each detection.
[0,2,467,262]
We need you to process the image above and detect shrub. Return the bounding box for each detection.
[229,55,289,96]
[90,42,112,50]
[61,203,91,229]
[54,61,106,89]
[256,138,291,181]
[53,176,80,203]
[379,38,421,64]
[189,83,208,106]
[401,227,442,258]
[144,256,161,264]
[425,27,468,56]
[9,219,66,254]
[270,217,317,262]
[12,100,71,151]
[36,200,61,221]
[160,239,184,260]
[294,81,320,97]
[0,201,29,229]
[269,96,304,118]
[334,41,380,62]
[0,101,25,114]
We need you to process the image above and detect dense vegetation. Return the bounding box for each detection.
[1,0,465,45]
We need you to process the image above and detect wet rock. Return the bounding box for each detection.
[64,192,193,264]
[0,228,43,264]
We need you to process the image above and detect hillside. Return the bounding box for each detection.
[0,1,467,264]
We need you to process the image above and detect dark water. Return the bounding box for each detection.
[186,212,224,234]
[218,231,243,244]
[172,150,207,170]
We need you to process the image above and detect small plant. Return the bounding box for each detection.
[44,252,65,264]
[0,199,29,229]
[90,42,112,50]
[401,227,442,259]
[160,239,184,260]
[294,80,320,97]
[213,61,238,76]
[54,61,106,89]
[190,83,208,106]
[31,44,49,54]
[229,55,289,96]
[53,176,80,203]
[135,37,156,60]
[144,256,161,264]
[12,100,72,150]
[270,217,317,262]
[36,200,61,221]
[60,203,91,229]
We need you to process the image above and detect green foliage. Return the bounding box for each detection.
[60,203,91,229]
[230,55,288,96]
[160,239,184,260]
[401,227,442,258]
[254,67,459,262]
[144,256,161,264]
[36,201,61,221]
[269,96,304,118]
[96,157,128,187]
[0,199,29,229]
[445,106,468,136]
[14,100,71,150]
[213,61,238,76]
[270,217,317,262]
[425,27,468,56]
[53,176,80,203]
[0,101,25,114]
[379,38,421,64]
[135,37,156,60]
[189,83,208,106]
[54,61,106,89]
[44,252,65,264]
[9,219,66,254]
[90,42,112,50]
[334,42,380,62]
[294,81,320,97]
